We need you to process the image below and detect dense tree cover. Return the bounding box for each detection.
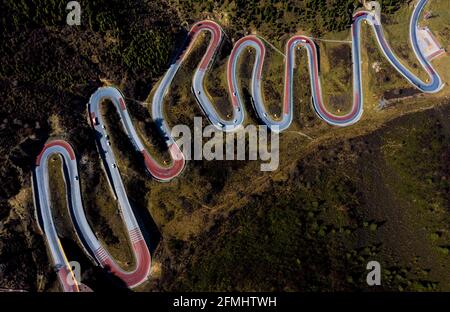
[1,0,181,79]
[170,0,409,38]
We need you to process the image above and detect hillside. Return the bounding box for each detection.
[0,0,449,291]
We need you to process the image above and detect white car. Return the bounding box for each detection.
[107,141,111,146]
[102,125,106,130]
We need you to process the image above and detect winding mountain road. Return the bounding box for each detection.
[33,0,443,291]
[34,140,151,290]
